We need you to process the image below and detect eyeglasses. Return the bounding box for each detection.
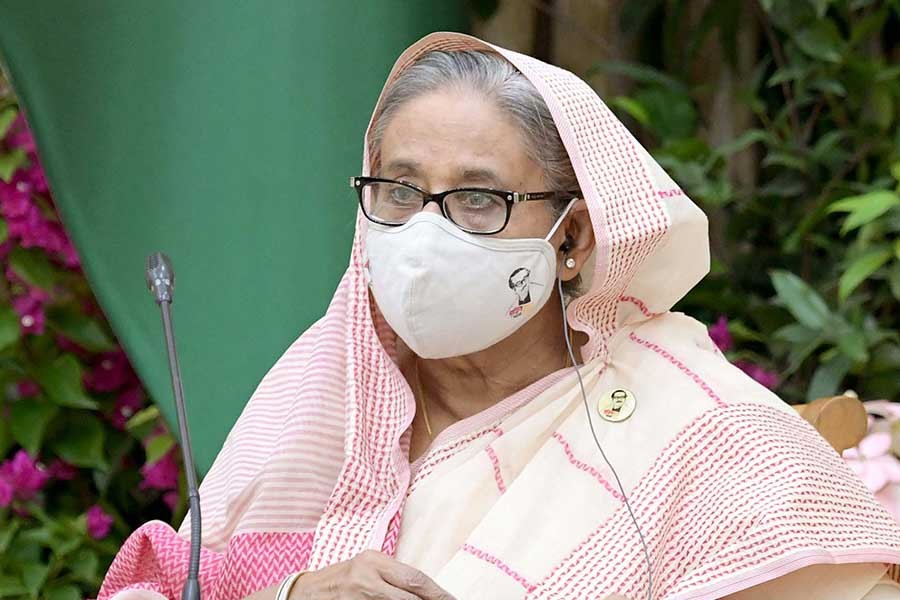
[350,176,581,235]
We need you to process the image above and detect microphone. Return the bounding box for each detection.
[145,252,202,600]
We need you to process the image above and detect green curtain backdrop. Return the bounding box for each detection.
[0,1,466,474]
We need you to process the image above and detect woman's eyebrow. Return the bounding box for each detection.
[460,167,504,188]
[384,159,420,175]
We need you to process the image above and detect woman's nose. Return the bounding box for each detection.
[422,201,442,216]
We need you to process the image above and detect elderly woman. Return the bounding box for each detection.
[99,32,900,600]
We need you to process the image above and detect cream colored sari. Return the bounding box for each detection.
[99,31,900,600]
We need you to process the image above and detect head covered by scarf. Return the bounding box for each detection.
[98,32,900,600]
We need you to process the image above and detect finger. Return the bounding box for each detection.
[377,562,456,600]
[370,580,423,600]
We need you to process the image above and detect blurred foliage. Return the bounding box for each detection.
[602,0,900,403]
[0,75,185,598]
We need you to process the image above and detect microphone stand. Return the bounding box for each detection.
[146,252,201,600]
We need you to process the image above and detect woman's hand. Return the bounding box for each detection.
[290,550,457,600]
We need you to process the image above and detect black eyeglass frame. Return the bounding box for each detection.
[350,176,581,235]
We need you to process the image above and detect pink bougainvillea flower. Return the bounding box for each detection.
[86,504,114,539]
[3,112,37,154]
[163,490,179,512]
[110,385,146,430]
[11,287,48,335]
[6,204,45,248]
[0,477,13,507]
[47,459,78,481]
[22,160,48,195]
[16,379,40,398]
[31,219,79,269]
[0,172,34,219]
[140,448,180,491]
[0,169,79,269]
[0,449,50,502]
[84,349,138,392]
[708,315,733,352]
[735,360,780,389]
[55,334,90,357]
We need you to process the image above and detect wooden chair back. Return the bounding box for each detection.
[795,395,868,453]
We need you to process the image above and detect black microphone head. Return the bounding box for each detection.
[146,252,175,303]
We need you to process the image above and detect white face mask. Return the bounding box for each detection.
[365,206,572,359]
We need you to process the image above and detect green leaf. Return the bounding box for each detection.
[806,353,852,401]
[889,262,900,302]
[36,354,99,409]
[850,7,888,46]
[608,96,650,126]
[0,107,17,138]
[49,412,106,469]
[809,76,847,96]
[586,60,688,93]
[125,405,160,440]
[793,20,844,63]
[761,151,807,172]
[45,306,115,352]
[45,585,82,600]
[728,320,766,343]
[20,561,49,597]
[0,148,28,182]
[0,219,8,244]
[68,547,99,583]
[827,190,900,235]
[0,521,20,553]
[810,130,846,163]
[808,0,831,17]
[145,432,175,464]
[865,85,892,131]
[10,399,59,455]
[838,248,892,301]
[770,270,832,329]
[890,161,900,184]
[0,574,27,596]
[0,306,21,351]
[715,130,773,157]
[9,246,57,291]
[0,412,12,457]
[767,64,811,86]
[634,85,697,140]
[774,323,825,374]
[829,316,870,364]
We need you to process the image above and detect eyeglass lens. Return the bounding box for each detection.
[362,181,507,232]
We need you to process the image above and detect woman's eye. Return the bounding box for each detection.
[460,193,494,208]
[389,187,418,204]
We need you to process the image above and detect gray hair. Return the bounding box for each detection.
[368,49,583,296]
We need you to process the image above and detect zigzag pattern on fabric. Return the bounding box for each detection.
[528,404,900,599]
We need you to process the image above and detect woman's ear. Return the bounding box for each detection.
[557,199,594,282]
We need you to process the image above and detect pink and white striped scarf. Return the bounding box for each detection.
[98,32,900,600]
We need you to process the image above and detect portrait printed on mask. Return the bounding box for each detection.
[507,267,541,319]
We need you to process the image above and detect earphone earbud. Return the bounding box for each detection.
[559,234,575,255]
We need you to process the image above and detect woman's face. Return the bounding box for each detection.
[377,87,559,241]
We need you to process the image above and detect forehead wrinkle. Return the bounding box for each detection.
[384,158,421,174]
[458,166,504,188]
[379,90,535,188]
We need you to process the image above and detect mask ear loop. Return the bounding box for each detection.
[544,198,579,242]
[556,261,654,600]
